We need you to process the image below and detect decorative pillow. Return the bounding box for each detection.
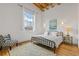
[44,32,47,35]
[0,35,4,42]
[49,32,57,36]
[44,31,48,36]
[4,34,11,40]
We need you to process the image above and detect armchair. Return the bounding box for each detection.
[0,34,18,50]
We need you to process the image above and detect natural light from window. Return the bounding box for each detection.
[24,11,34,30]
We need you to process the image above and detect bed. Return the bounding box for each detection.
[31,32,63,53]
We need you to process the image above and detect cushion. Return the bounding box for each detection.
[49,32,57,36]
[0,35,4,41]
[44,31,48,36]
[4,34,11,40]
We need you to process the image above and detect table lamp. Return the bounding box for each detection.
[66,26,72,36]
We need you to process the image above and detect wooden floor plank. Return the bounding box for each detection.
[56,43,79,56]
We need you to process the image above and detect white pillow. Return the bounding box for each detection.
[44,31,48,36]
[49,32,57,36]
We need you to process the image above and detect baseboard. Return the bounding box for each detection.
[18,40,31,45]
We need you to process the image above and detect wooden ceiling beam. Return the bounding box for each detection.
[40,3,48,9]
[33,3,61,11]
[33,3,44,11]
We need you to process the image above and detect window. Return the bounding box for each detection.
[23,10,34,30]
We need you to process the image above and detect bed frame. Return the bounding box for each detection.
[31,36,56,53]
[31,32,63,53]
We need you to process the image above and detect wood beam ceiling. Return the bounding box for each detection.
[33,3,61,11]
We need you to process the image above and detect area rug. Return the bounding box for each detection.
[10,42,56,56]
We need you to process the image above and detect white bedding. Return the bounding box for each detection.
[32,34,63,48]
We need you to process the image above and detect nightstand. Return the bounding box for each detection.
[63,35,73,45]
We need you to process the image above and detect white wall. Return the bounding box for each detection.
[0,3,43,42]
[76,4,79,48]
[42,3,78,45]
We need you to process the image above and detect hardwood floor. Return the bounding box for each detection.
[56,43,79,56]
[0,42,79,56]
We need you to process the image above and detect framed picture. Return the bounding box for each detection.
[49,19,57,32]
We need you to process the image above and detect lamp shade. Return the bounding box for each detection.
[66,26,72,35]
[66,26,72,32]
